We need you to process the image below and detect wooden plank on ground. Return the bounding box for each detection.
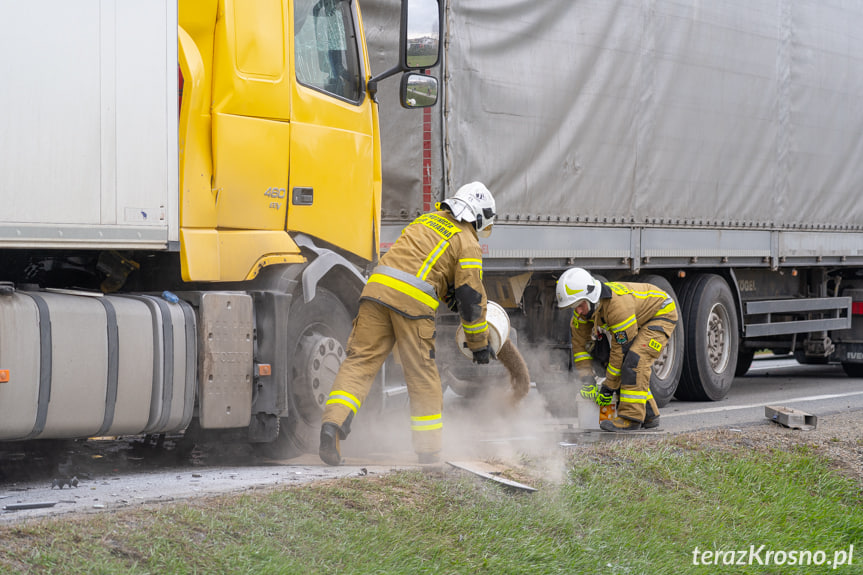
[446,460,537,493]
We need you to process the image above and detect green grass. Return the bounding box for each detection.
[1,438,860,574]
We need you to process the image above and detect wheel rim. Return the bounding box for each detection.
[652,336,673,379]
[706,303,731,374]
[296,331,345,414]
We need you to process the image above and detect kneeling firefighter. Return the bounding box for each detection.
[319,182,496,465]
[555,268,678,431]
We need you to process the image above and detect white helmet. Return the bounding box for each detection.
[440,182,496,238]
[556,267,601,308]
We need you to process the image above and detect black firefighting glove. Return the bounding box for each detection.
[472,345,494,364]
[595,384,615,407]
[444,285,459,313]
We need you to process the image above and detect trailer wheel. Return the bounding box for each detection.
[676,274,739,401]
[636,274,684,407]
[268,288,352,459]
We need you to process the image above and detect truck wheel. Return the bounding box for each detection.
[637,274,683,407]
[676,274,739,401]
[269,288,352,459]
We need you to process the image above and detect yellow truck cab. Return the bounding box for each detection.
[0,0,441,457]
[179,0,380,282]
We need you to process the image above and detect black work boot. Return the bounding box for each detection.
[642,416,660,429]
[643,404,660,429]
[599,416,642,432]
[319,423,343,466]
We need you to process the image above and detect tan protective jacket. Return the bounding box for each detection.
[362,210,489,351]
[570,281,676,386]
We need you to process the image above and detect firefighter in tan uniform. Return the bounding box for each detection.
[555,268,678,431]
[319,182,496,465]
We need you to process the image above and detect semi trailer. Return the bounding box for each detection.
[4,0,861,455]
[367,0,863,408]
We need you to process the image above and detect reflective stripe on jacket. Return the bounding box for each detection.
[570,281,678,385]
[368,265,439,311]
[361,210,489,350]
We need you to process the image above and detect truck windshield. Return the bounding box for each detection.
[294,0,362,102]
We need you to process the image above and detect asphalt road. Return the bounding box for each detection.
[2,356,861,524]
[660,355,863,433]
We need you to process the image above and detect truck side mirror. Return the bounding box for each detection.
[368,0,441,99]
[400,72,438,108]
[402,0,441,70]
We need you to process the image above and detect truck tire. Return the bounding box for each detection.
[676,274,739,401]
[636,274,684,407]
[268,288,352,459]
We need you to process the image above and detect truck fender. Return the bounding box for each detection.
[293,233,366,304]
[726,268,746,334]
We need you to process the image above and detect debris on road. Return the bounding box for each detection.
[4,501,58,511]
[51,476,80,489]
[765,405,817,430]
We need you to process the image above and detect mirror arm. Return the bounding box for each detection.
[368,65,403,101]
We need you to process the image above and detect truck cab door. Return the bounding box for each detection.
[210,0,292,232]
[288,0,376,261]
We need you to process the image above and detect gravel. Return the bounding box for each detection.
[680,408,863,483]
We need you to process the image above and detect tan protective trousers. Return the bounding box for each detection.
[615,313,677,422]
[321,300,442,455]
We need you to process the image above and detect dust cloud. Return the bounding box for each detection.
[340,341,578,484]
